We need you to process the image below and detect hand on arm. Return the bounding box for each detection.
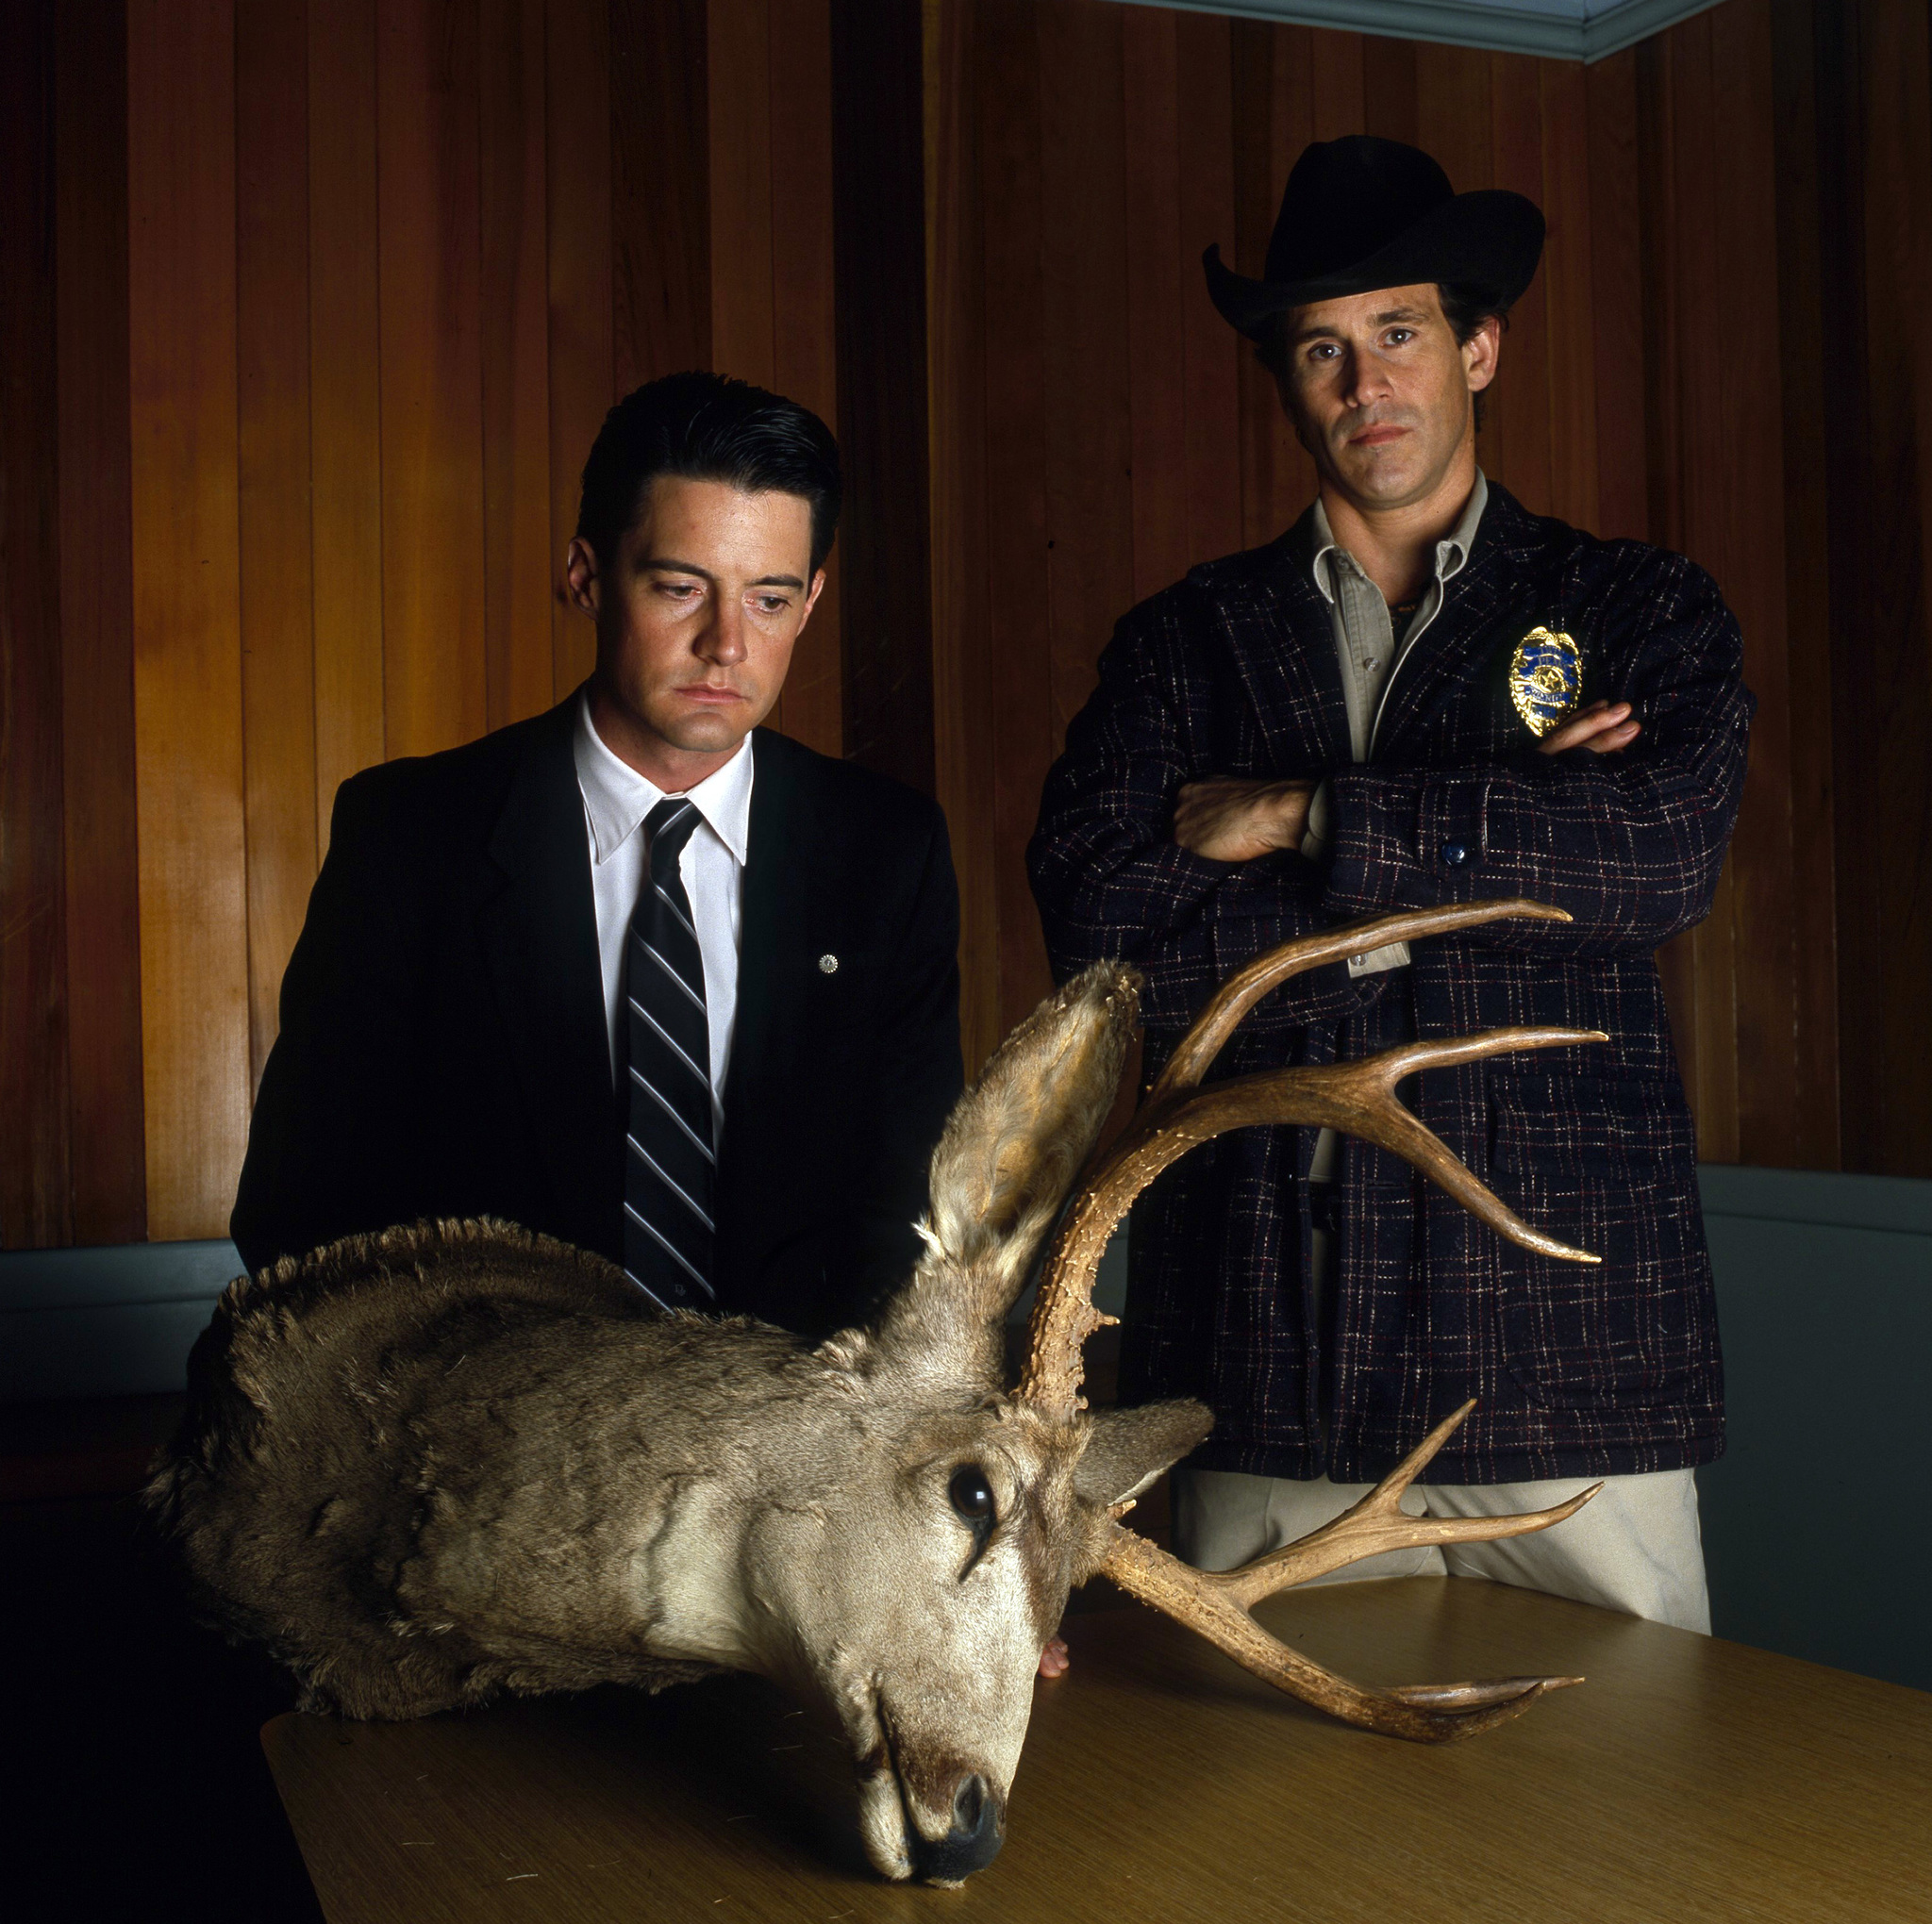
[1538,700,1640,756]
[1173,708,1627,870]
[1321,558,1752,959]
[1172,778,1317,861]
[1029,598,1387,1031]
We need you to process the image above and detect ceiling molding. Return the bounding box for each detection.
[1110,0,1727,63]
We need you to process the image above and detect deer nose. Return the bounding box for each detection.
[911,1773,1005,1883]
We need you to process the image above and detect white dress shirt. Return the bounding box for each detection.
[572,691,753,1130]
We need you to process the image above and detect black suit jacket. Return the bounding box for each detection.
[232,700,964,1335]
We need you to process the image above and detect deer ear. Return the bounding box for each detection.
[1074,1399,1213,1508]
[922,963,1139,1298]
[865,964,1138,1387]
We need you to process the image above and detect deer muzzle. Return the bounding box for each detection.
[861,1692,1014,1884]
[908,1771,1006,1885]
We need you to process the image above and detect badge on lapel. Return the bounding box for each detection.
[1508,626,1583,738]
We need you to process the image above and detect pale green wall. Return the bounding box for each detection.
[1696,1166,1931,1692]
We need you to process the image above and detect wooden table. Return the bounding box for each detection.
[263,1577,1931,1923]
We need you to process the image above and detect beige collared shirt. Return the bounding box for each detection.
[1298,473,1487,1188]
[1301,471,1489,976]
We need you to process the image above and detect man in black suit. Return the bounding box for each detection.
[234,372,963,1338]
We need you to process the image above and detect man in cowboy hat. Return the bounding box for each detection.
[1028,137,1752,1628]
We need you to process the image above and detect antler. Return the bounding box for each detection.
[1021,899,1609,1740]
[1018,898,1605,1418]
[1100,1402,1598,1740]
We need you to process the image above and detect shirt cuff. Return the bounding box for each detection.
[1300,779,1334,861]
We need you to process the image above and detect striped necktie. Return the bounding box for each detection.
[622,799,716,1310]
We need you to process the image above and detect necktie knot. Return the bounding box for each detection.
[646,799,702,878]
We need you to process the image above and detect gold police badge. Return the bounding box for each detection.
[1509,626,1583,738]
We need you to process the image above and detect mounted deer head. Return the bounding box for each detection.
[152,899,1604,1887]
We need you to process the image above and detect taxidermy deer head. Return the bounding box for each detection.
[151,900,1603,1886]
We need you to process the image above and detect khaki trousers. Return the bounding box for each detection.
[1172,1464,1711,1634]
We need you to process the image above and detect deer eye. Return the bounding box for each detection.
[949,1465,996,1529]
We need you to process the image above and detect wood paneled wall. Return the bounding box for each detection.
[925,0,1929,1182]
[3,0,1928,1251]
[2,0,839,1246]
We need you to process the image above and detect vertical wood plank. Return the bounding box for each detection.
[236,0,319,1088]
[479,0,555,731]
[832,0,936,795]
[610,0,709,390]
[1416,39,1492,189]
[1539,55,1600,534]
[308,0,387,837]
[976,0,1055,1036]
[708,0,776,388]
[707,0,784,735]
[1309,27,1366,141]
[1585,48,1648,542]
[1634,36,1703,1112]
[1175,10,1243,568]
[545,0,614,699]
[1765,0,1840,1170]
[1811,0,1872,1175]
[1489,53,1553,515]
[1866,0,1932,1172]
[1362,34,1418,143]
[126,0,252,1239]
[1232,22,1314,548]
[1037,0,1134,755]
[926,0,998,1072]
[1664,13,1742,1162]
[767,0,842,755]
[56,0,147,1241]
[1123,5,1191,605]
[1826,0,1932,1172]
[1707,0,1796,1169]
[1418,45,1499,473]
[0,0,72,1246]
[377,0,488,763]
[1635,36,1681,552]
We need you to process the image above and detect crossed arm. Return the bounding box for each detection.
[1029,554,1751,1028]
[1174,701,1642,861]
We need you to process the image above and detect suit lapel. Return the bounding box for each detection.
[709,731,808,1285]
[1217,515,1354,772]
[476,699,617,1247]
[1372,486,1544,761]
[723,729,800,1125]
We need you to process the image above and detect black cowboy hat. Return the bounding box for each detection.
[1204,135,1544,340]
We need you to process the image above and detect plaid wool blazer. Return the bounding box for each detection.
[1028,483,1753,1484]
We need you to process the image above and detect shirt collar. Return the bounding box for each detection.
[1309,469,1490,605]
[572,688,755,868]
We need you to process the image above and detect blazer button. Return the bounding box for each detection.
[818,953,839,974]
[1441,841,1470,866]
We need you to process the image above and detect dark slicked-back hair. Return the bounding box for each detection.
[575,371,842,573]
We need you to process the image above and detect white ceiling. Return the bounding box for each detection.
[1113,0,1727,62]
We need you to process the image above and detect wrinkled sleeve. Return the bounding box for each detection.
[1027,594,1386,1034]
[1324,551,1753,957]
